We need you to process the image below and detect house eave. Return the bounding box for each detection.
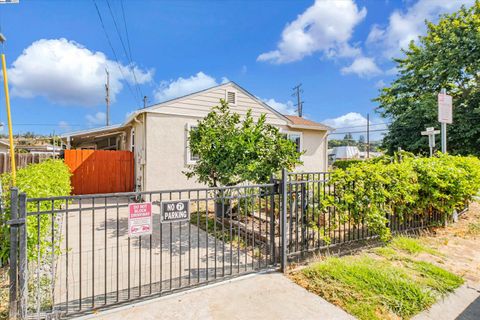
[287,124,333,132]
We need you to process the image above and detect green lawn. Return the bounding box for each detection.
[291,236,463,320]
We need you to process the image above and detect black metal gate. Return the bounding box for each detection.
[9,183,279,319]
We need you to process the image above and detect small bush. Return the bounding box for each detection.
[0,160,71,264]
[332,159,362,170]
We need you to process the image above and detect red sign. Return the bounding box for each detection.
[128,202,153,237]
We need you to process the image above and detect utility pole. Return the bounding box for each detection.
[0,33,16,185]
[105,69,110,126]
[366,113,370,159]
[292,84,304,117]
[143,96,148,109]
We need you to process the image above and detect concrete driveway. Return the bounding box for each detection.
[83,271,354,320]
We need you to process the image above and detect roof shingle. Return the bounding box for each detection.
[285,115,325,127]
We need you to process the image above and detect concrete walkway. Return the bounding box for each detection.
[413,284,480,320]
[82,272,355,320]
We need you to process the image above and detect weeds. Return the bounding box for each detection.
[390,236,440,256]
[292,236,463,320]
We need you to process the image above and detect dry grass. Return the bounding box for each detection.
[0,267,8,320]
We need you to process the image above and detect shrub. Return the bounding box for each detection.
[0,159,71,264]
[325,154,480,241]
[332,159,362,170]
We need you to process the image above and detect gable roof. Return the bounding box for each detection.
[124,81,292,125]
[285,115,332,131]
[63,82,332,138]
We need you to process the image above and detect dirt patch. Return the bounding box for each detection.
[417,202,480,285]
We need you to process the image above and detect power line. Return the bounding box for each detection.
[92,0,138,104]
[121,0,134,61]
[333,122,391,130]
[330,128,389,135]
[105,0,143,101]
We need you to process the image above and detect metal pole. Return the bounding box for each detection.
[441,122,447,153]
[9,187,18,319]
[18,193,27,320]
[441,88,447,153]
[105,69,110,126]
[281,168,287,273]
[1,54,16,185]
[366,113,370,159]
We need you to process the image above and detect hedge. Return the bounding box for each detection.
[325,154,480,241]
[0,159,71,264]
[332,159,363,170]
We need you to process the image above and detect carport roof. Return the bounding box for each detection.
[60,124,124,139]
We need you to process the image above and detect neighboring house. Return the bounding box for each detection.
[62,82,332,191]
[16,144,62,155]
[329,146,360,161]
[0,140,10,153]
[328,146,383,164]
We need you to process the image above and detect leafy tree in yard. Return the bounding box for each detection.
[185,100,302,187]
[375,2,480,155]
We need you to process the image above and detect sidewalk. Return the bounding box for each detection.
[83,271,355,320]
[413,284,480,320]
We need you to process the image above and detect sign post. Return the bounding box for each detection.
[421,127,440,157]
[128,202,153,237]
[438,89,452,153]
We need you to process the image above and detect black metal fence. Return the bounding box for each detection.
[6,170,448,319]
[283,170,445,259]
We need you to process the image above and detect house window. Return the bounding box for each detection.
[187,124,200,164]
[226,90,236,105]
[284,132,302,153]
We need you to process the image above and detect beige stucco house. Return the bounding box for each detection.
[62,82,331,191]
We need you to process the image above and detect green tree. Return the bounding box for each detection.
[343,132,355,146]
[185,100,302,187]
[375,2,480,155]
[358,135,366,151]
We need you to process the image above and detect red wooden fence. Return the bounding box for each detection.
[64,150,134,195]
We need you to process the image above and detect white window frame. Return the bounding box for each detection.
[130,128,135,152]
[282,130,303,154]
[225,89,237,105]
[186,123,200,165]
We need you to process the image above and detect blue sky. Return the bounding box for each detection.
[0,0,473,139]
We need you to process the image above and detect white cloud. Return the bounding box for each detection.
[341,56,382,78]
[385,67,398,76]
[324,112,368,129]
[86,112,106,126]
[375,80,386,89]
[8,38,154,106]
[262,98,297,115]
[154,72,222,102]
[367,0,474,58]
[257,0,366,64]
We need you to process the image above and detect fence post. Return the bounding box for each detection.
[280,169,287,273]
[300,182,307,253]
[18,193,27,320]
[8,187,18,319]
[269,175,276,265]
